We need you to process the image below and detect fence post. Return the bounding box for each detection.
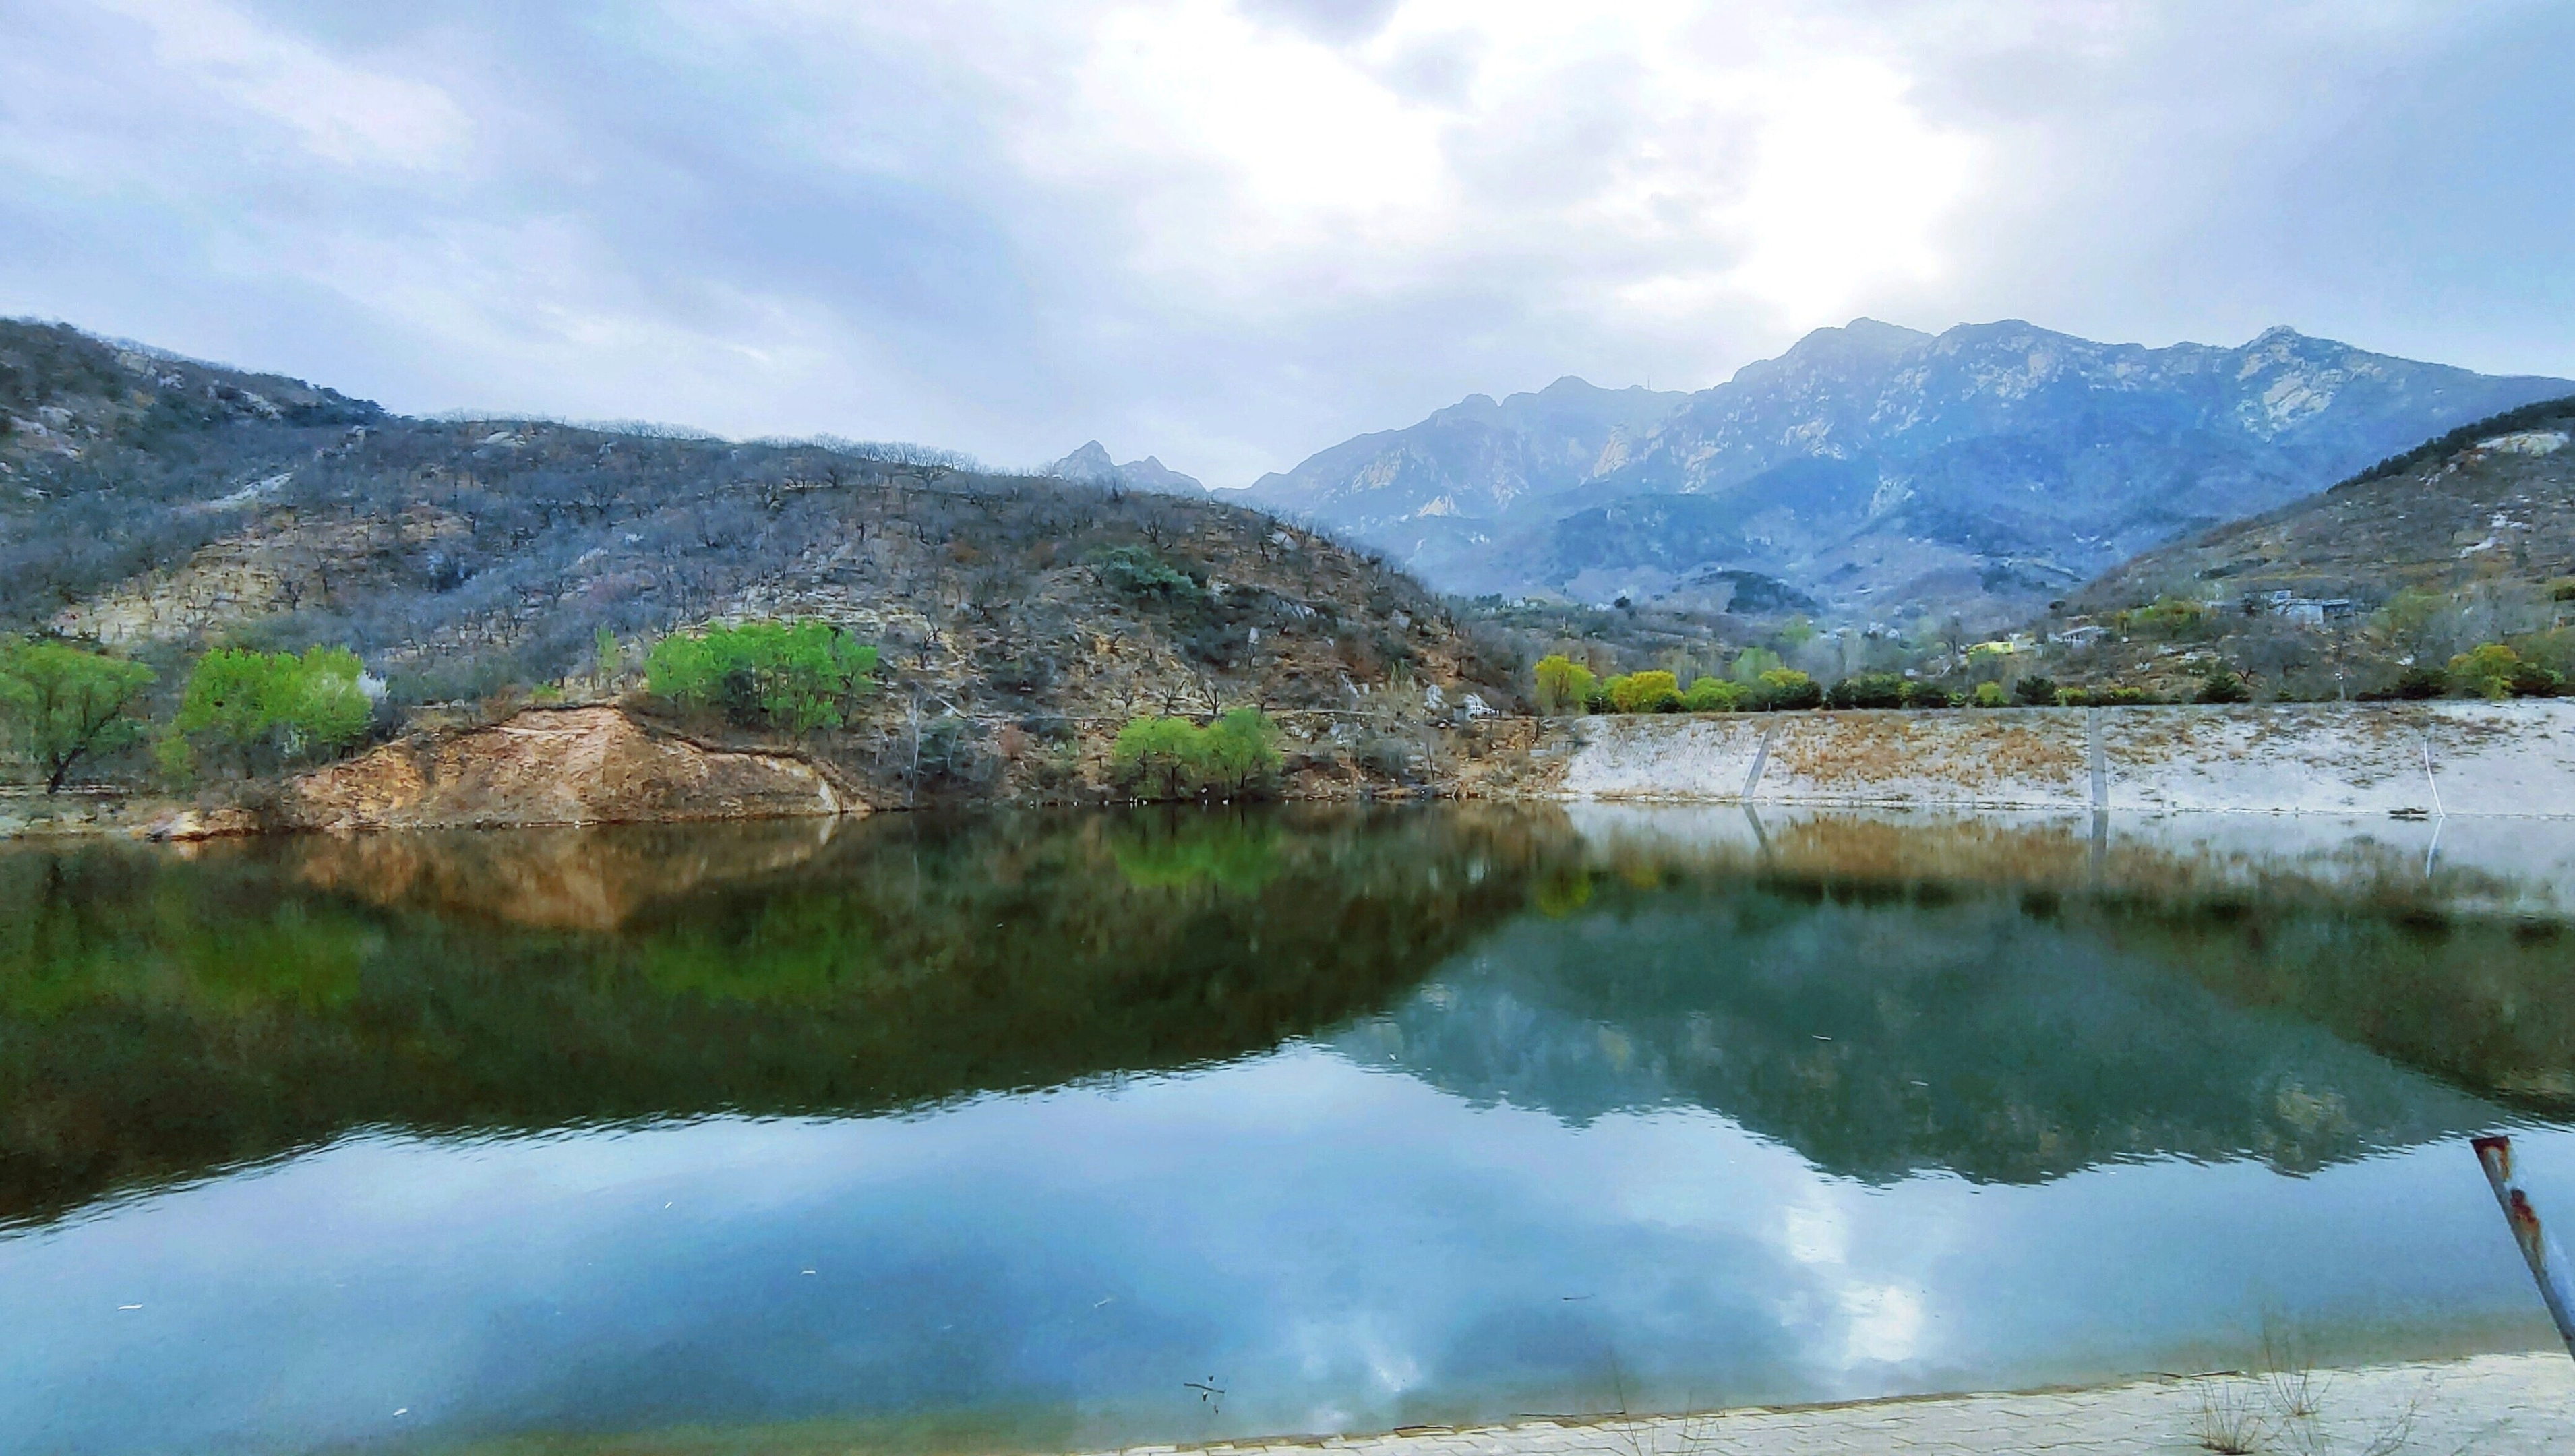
[2473,1135,2575,1359]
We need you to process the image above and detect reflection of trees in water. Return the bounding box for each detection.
[1343,873,2566,1185]
[0,807,1565,1225]
[7,806,2570,1221]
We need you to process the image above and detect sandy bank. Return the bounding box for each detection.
[1071,1352,2574,1456]
[1561,700,2575,816]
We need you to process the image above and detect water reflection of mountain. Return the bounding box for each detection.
[0,808,1556,1225]
[1338,881,2519,1184]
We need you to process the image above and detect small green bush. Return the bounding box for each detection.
[1900,680,1956,709]
[1093,545,1201,601]
[2010,675,2060,707]
[1972,681,2008,708]
[646,619,878,733]
[2194,667,2253,704]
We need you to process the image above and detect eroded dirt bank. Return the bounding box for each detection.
[139,706,856,836]
[1560,700,2575,815]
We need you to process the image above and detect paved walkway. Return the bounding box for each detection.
[1081,1354,2575,1455]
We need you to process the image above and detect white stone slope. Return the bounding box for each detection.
[1560,702,2575,817]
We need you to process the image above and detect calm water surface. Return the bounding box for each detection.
[3,806,2572,1455]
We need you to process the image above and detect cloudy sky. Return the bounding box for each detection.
[3,1,2570,485]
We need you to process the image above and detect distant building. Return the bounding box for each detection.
[2251,589,2361,626]
[2055,624,2111,648]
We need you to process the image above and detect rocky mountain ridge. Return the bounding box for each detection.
[1244,320,2573,626]
[1043,439,1205,494]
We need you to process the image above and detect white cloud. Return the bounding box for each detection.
[94,0,472,170]
[1,0,2566,483]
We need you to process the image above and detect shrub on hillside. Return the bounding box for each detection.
[1093,545,1201,602]
[645,619,878,733]
[2193,667,2253,704]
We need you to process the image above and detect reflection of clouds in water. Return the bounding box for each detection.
[1782,1201,1848,1265]
[1286,1311,1424,1394]
[8,1043,2573,1455]
[1840,1283,1927,1366]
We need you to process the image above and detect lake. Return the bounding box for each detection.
[3,805,2572,1455]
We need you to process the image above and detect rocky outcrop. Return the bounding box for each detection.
[281,706,856,831]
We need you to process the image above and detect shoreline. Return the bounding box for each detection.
[13,698,2575,842]
[1062,1353,2575,1456]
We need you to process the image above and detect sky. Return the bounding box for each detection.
[3,1,2571,487]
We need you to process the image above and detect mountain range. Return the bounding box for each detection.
[1238,320,2574,624]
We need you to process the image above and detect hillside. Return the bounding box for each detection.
[2078,396,2575,607]
[1245,320,2572,626]
[0,319,1523,803]
[2037,396,2575,700]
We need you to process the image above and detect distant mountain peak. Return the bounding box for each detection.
[1043,440,1204,495]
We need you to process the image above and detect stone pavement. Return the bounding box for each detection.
[1081,1353,2575,1455]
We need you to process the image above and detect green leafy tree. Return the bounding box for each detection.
[1730,646,1786,684]
[1112,715,1203,798]
[1200,708,1283,795]
[0,638,156,792]
[1755,668,1821,710]
[1532,653,1597,715]
[593,626,621,686]
[2449,642,2522,700]
[2442,642,2564,699]
[172,646,375,772]
[1683,676,1749,712]
[646,619,878,733]
[1607,669,1682,713]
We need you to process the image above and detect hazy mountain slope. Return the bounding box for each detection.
[2078,395,2575,609]
[1245,375,1685,533]
[1250,320,2573,624]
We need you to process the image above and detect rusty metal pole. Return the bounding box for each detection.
[2472,1135,2575,1359]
